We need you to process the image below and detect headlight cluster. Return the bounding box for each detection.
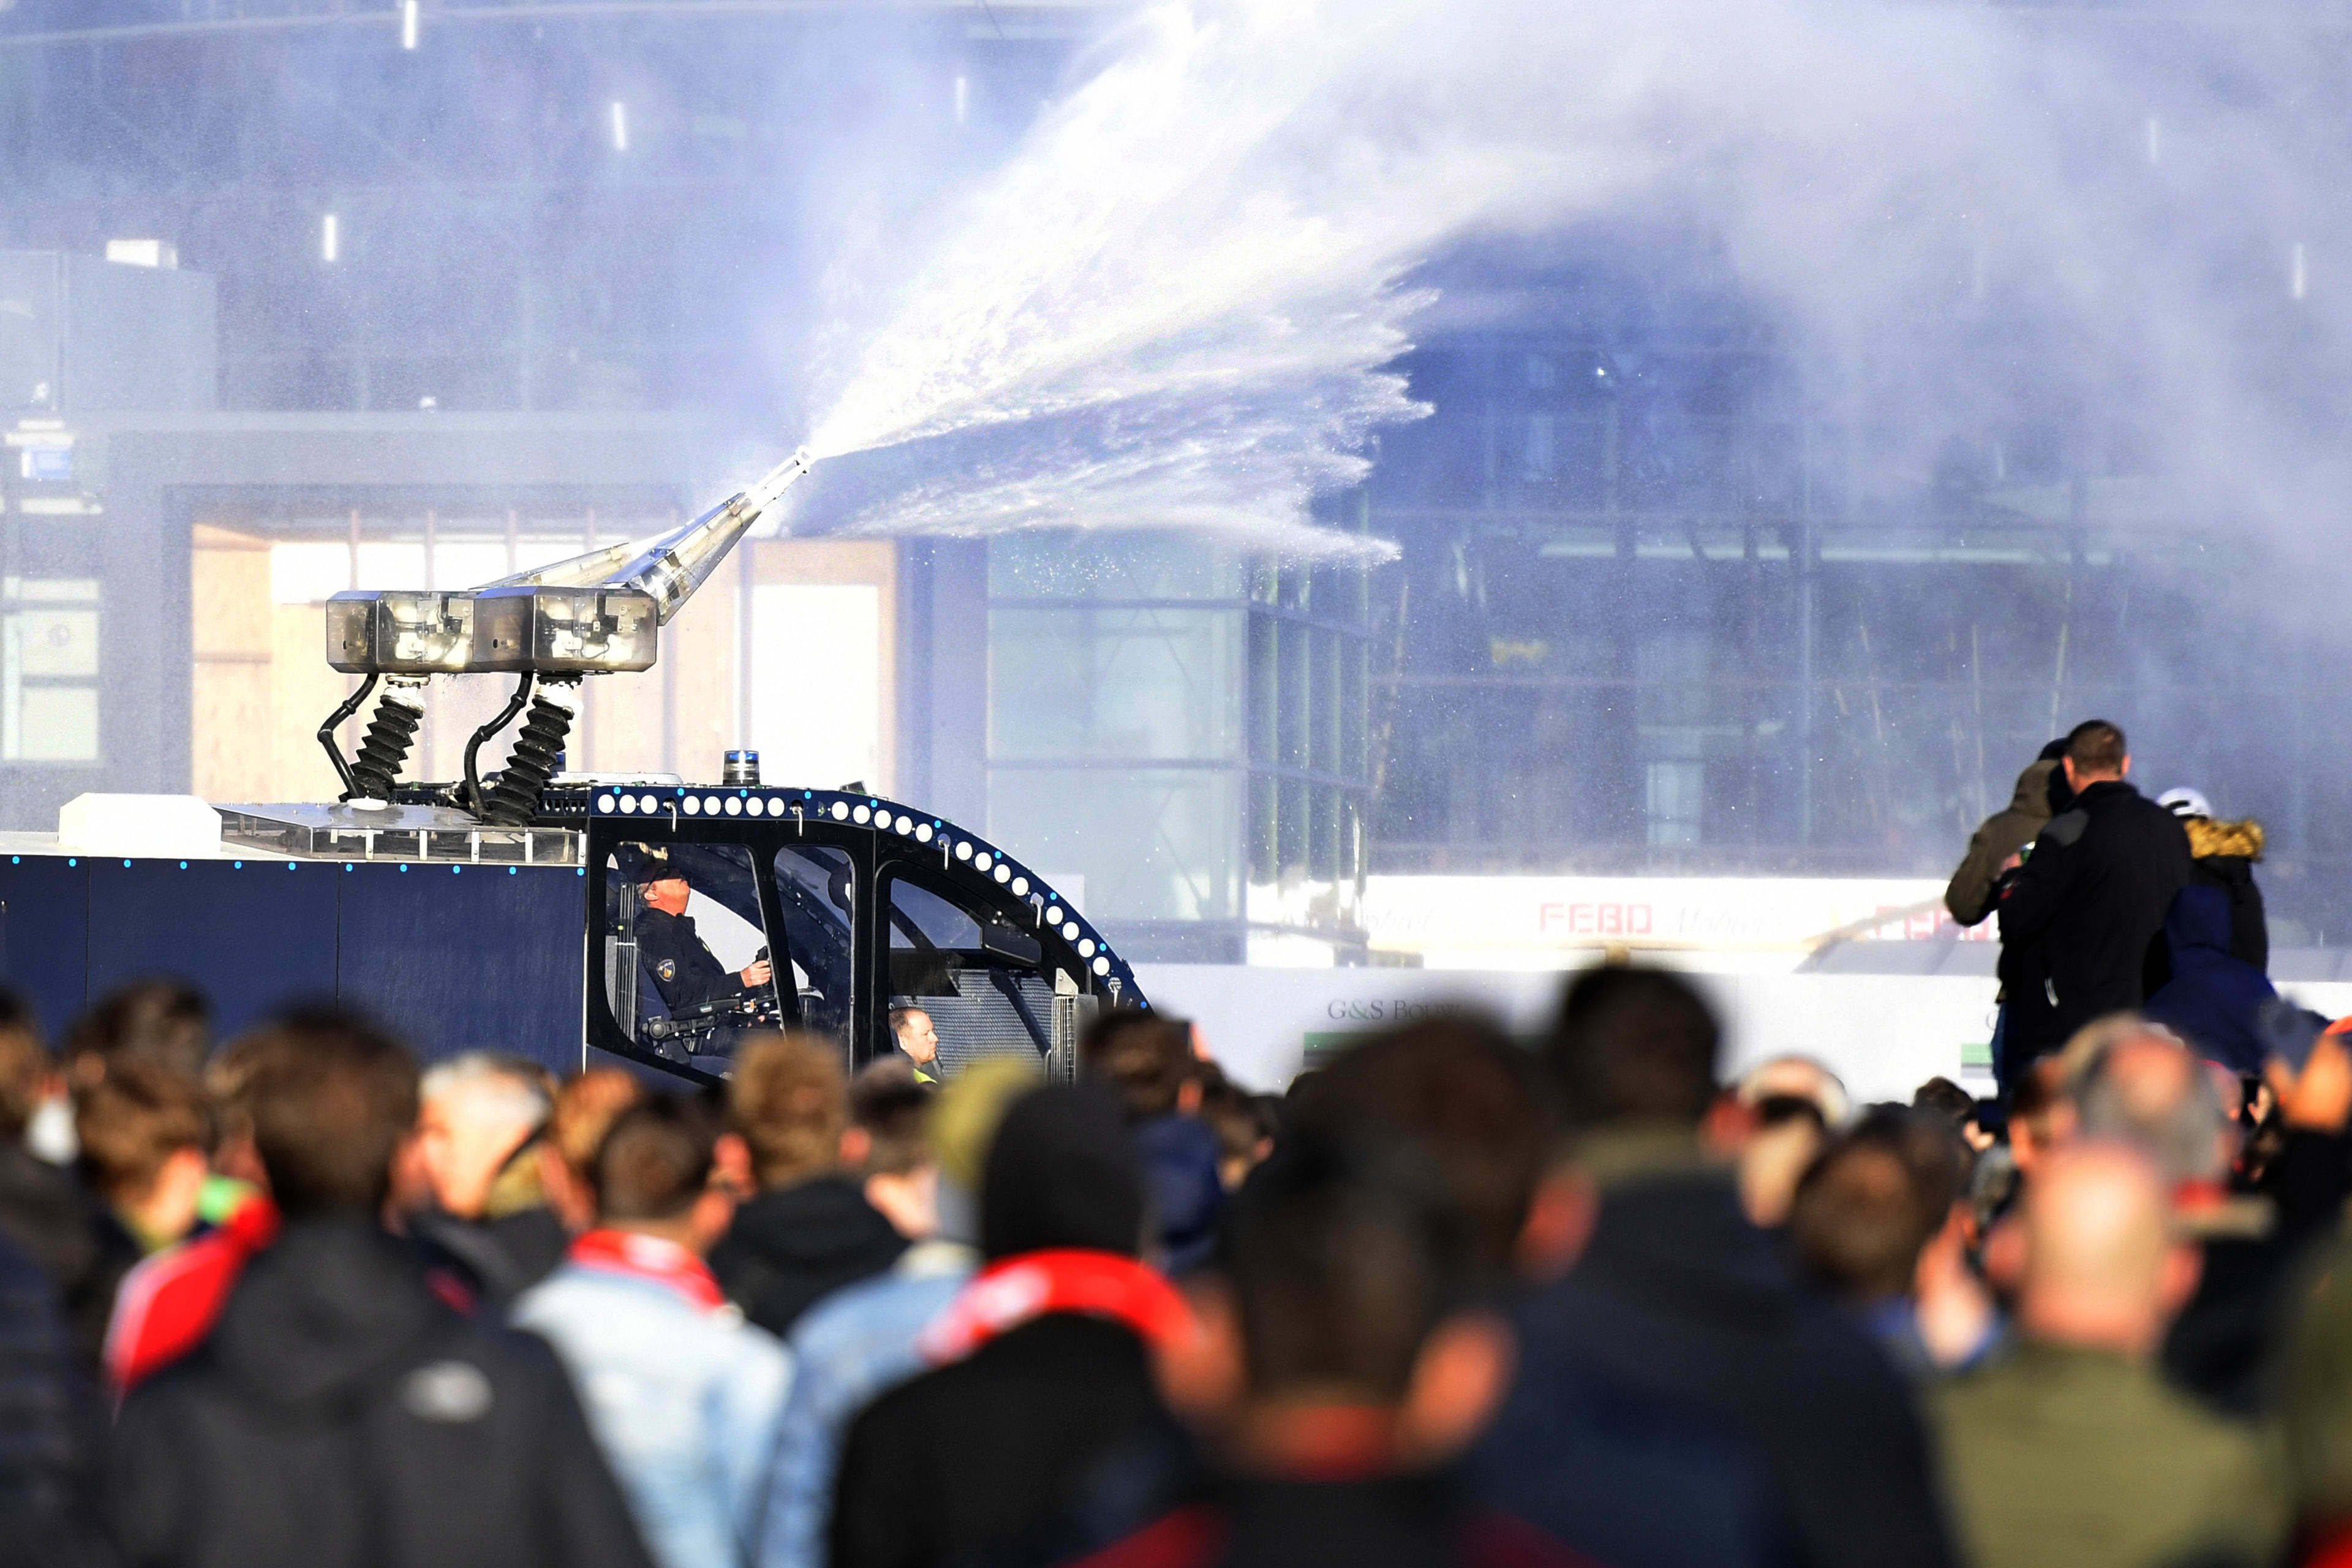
[326,586,660,675]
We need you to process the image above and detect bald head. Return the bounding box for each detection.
[2077,1031,2228,1187]
[2019,1142,2197,1357]
[1736,1056,1850,1127]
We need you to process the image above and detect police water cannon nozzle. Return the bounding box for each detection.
[317,447,813,816]
[325,445,812,675]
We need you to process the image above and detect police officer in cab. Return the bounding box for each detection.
[632,850,773,1017]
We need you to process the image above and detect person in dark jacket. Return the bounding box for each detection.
[1950,742,2073,1094]
[1997,720,2192,1084]
[106,1006,656,1568]
[1280,1016,1794,1568]
[1513,966,1959,1568]
[0,1227,110,1568]
[830,1085,1182,1568]
[2157,788,2269,974]
[2143,886,2277,1077]
[1080,1012,1224,1273]
[711,1033,905,1337]
[1058,1131,1595,1568]
[633,854,774,1015]
[1947,740,2068,928]
[0,1002,129,1375]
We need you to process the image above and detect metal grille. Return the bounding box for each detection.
[906,974,1091,1079]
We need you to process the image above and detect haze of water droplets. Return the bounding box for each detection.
[788,0,2352,568]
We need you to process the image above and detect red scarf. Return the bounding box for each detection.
[569,1228,728,1311]
[918,1248,1192,1364]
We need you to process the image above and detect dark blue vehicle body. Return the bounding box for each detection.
[0,851,585,1074]
[0,785,1140,1082]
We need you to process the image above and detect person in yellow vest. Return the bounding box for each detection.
[891,1006,940,1087]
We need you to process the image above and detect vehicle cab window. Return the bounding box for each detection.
[602,841,778,1066]
[883,867,1074,1078]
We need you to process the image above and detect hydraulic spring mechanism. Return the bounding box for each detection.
[479,677,580,825]
[344,677,429,806]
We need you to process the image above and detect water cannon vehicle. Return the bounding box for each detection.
[0,449,1143,1084]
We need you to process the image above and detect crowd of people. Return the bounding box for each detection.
[2,715,2350,1567]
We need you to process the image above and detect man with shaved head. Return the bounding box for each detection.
[2075,1027,2233,1192]
[1997,720,2191,1086]
[1934,1142,2285,1568]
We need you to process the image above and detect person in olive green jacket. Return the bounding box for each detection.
[1934,1141,2286,1568]
[1945,744,2067,928]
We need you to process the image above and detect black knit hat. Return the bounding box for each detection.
[980,1085,1145,1261]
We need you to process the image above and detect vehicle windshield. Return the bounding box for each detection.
[774,845,856,1047]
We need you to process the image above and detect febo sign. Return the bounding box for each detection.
[1537,900,1654,938]
[1362,875,1978,960]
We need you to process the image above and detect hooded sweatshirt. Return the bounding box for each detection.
[1946,756,2062,928]
[709,1176,907,1339]
[107,1216,655,1568]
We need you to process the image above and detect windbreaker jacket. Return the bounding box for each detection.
[107,1217,656,1568]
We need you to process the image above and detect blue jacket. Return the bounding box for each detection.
[2144,884,2277,1074]
[1135,1115,1224,1275]
[754,1240,975,1568]
[514,1254,792,1568]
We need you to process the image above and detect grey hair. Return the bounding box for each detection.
[418,1050,551,1130]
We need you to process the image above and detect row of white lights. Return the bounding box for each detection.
[595,791,1112,973]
